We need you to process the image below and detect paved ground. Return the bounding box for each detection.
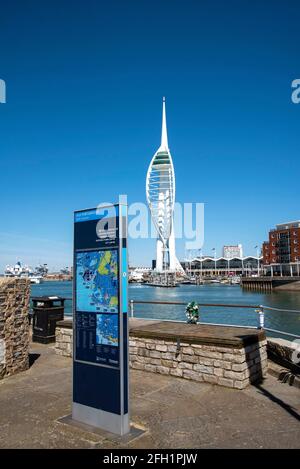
[0,342,299,449]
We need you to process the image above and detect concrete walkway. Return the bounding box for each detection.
[0,342,299,449]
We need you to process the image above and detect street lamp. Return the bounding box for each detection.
[199,248,202,279]
[255,245,260,276]
[188,249,193,277]
[212,248,216,276]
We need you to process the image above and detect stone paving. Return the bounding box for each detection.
[0,341,299,449]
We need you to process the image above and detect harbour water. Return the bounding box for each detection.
[31,281,300,337]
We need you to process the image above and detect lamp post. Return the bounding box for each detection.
[199,248,202,280]
[188,249,192,278]
[255,245,260,277]
[212,248,216,277]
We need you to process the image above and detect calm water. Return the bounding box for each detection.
[31,281,300,337]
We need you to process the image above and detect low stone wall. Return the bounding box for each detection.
[55,319,268,389]
[130,336,267,389]
[55,320,73,357]
[0,278,30,379]
[267,337,299,370]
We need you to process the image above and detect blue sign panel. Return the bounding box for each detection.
[72,203,129,435]
[76,250,118,313]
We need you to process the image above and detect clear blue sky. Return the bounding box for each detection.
[0,0,299,271]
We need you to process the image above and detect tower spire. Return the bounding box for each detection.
[160,97,169,150]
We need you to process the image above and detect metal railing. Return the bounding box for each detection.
[42,296,300,340]
[129,300,300,340]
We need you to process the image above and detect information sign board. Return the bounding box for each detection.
[72,203,129,435]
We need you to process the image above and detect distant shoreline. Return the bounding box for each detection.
[0,275,73,282]
[43,277,73,282]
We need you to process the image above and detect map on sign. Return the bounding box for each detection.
[96,314,118,347]
[76,250,118,313]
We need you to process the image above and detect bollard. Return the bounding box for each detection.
[255,306,265,329]
[130,300,134,318]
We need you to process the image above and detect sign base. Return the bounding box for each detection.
[58,414,144,443]
[72,402,129,436]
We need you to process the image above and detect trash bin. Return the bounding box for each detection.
[32,296,65,343]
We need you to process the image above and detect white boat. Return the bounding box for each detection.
[26,275,43,284]
[5,261,44,284]
[230,276,241,285]
[129,270,144,282]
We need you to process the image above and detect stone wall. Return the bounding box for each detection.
[130,336,268,389]
[55,320,73,357]
[55,320,268,389]
[0,278,30,379]
[267,337,299,369]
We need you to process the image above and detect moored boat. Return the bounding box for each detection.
[5,261,44,284]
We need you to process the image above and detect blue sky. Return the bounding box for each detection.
[0,0,299,271]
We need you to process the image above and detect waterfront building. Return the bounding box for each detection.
[223,244,243,259]
[146,98,183,273]
[262,220,300,276]
[181,255,262,276]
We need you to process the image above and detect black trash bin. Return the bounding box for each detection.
[32,296,65,344]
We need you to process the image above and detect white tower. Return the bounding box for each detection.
[146,98,182,273]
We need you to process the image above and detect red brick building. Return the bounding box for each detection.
[262,221,300,265]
